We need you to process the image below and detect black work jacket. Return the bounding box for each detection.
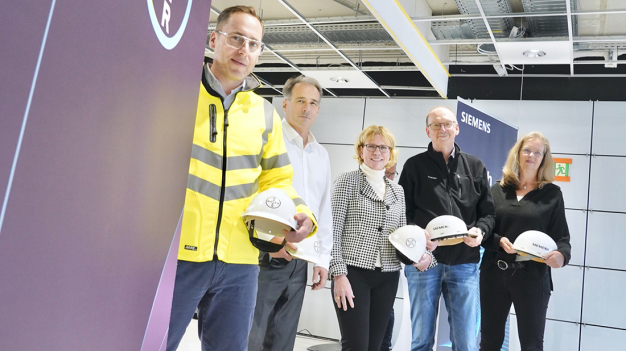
[398,142,495,265]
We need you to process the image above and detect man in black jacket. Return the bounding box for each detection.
[398,106,495,351]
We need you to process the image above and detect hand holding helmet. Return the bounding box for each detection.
[285,234,323,265]
[389,225,427,264]
[543,250,565,268]
[462,227,483,247]
[242,188,298,252]
[499,237,516,254]
[413,253,433,272]
[269,239,298,261]
[426,215,474,246]
[512,230,558,264]
[424,229,438,251]
[284,212,313,243]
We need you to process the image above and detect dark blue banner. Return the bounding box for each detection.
[455,98,519,188]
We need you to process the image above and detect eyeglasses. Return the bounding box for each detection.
[363,144,390,153]
[428,121,456,130]
[385,171,398,178]
[216,31,265,55]
[521,148,544,157]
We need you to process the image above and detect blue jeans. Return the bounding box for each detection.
[167,259,260,351]
[405,263,479,351]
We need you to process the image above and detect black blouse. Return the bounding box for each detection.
[482,181,572,272]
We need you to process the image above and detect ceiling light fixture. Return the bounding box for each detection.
[330,76,349,83]
[523,49,546,58]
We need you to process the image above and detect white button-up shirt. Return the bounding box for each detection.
[282,119,333,270]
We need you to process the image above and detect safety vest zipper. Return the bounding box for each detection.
[214,107,230,257]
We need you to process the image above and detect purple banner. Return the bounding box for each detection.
[0,1,211,350]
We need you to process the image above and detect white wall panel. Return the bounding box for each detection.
[544,319,581,351]
[547,265,583,323]
[580,324,626,351]
[363,98,456,148]
[586,211,626,270]
[553,154,590,210]
[589,156,626,212]
[507,317,580,351]
[391,297,406,347]
[592,101,626,156]
[582,268,626,329]
[515,101,592,154]
[471,100,593,154]
[396,146,427,179]
[322,144,359,183]
[297,287,341,340]
[565,209,586,266]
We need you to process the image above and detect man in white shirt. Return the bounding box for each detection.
[248,75,333,351]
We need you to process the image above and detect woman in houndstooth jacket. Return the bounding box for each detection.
[330,125,436,351]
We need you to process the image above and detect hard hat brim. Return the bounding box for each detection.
[516,249,546,262]
[390,240,426,263]
[430,231,471,241]
[285,247,322,265]
[243,212,298,237]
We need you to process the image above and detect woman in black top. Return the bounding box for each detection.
[480,132,571,351]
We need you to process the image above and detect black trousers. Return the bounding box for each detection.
[332,265,399,351]
[479,264,551,351]
[248,255,307,351]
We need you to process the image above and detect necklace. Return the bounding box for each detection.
[523,185,527,190]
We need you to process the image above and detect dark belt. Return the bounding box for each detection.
[497,260,526,270]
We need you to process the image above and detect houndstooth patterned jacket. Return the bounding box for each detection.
[329,169,407,277]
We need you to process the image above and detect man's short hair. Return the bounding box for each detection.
[283,75,323,102]
[216,6,264,35]
[426,106,456,126]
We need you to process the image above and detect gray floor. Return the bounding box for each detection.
[175,319,339,351]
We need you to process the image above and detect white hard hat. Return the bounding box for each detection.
[426,215,470,246]
[512,230,557,262]
[389,225,427,263]
[242,188,298,237]
[286,234,323,265]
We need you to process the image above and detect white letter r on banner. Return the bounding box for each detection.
[161,1,171,34]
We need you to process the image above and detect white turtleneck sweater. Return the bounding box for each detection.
[361,163,386,201]
[360,163,387,267]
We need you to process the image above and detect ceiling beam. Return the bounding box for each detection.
[359,0,450,98]
[410,8,626,22]
[251,8,626,27]
[472,0,507,76]
[276,0,390,97]
[565,0,575,76]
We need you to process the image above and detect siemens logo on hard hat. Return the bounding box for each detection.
[532,243,549,251]
[432,225,449,231]
[147,0,193,50]
[460,111,491,134]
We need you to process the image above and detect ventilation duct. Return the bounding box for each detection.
[431,0,514,40]
[521,0,578,38]
[454,0,514,39]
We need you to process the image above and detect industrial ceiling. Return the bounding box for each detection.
[205,0,626,99]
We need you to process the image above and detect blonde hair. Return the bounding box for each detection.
[354,125,398,168]
[501,131,554,189]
